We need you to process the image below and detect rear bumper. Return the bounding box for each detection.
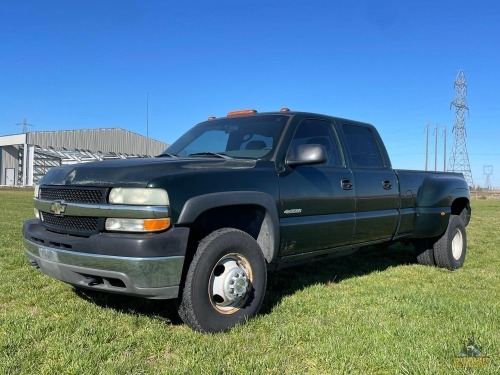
[23,220,189,299]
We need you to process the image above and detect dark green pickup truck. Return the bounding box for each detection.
[23,109,471,332]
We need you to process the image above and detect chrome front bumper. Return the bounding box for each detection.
[24,238,184,299]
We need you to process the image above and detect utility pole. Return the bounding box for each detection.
[425,122,429,171]
[434,124,438,171]
[443,125,447,172]
[146,93,149,156]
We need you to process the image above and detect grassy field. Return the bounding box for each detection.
[0,189,498,374]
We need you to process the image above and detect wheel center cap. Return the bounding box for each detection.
[224,267,249,301]
[234,278,247,294]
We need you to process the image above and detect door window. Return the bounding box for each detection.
[341,124,385,168]
[288,120,344,167]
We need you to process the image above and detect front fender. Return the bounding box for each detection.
[177,191,280,263]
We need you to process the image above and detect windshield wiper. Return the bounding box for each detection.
[156,153,179,158]
[187,152,232,159]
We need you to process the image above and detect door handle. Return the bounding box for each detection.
[341,179,353,190]
[382,180,392,190]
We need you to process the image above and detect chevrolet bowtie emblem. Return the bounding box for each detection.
[50,200,67,216]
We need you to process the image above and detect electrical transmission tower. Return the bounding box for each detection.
[483,165,493,190]
[448,70,473,186]
[16,118,34,133]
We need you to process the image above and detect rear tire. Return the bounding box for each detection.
[177,228,267,333]
[416,246,435,266]
[433,215,467,270]
[415,239,436,266]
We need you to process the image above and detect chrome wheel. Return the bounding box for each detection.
[209,253,253,314]
[433,215,467,271]
[451,228,463,260]
[177,228,267,333]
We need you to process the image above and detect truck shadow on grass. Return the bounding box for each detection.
[73,287,184,326]
[260,243,417,315]
[73,243,418,326]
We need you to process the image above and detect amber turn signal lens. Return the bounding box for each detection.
[144,218,171,231]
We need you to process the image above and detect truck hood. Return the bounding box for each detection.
[39,157,258,187]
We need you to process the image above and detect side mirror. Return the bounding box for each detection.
[286,144,327,166]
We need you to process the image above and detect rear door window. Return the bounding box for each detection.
[341,124,385,168]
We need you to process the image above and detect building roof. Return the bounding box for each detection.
[0,128,168,156]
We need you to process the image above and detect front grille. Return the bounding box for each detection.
[41,212,100,236]
[39,186,107,236]
[40,187,106,204]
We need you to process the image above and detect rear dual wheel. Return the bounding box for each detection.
[177,228,267,333]
[433,215,467,270]
[415,239,436,266]
[416,215,467,270]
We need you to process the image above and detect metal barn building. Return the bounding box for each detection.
[0,128,168,186]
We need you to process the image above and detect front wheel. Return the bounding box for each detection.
[433,215,467,270]
[177,228,267,333]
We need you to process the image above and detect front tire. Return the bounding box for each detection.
[433,215,467,270]
[177,228,267,333]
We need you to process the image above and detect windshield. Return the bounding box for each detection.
[164,114,290,159]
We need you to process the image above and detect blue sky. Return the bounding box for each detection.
[1,0,499,188]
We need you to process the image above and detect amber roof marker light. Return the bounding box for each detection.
[227,109,257,117]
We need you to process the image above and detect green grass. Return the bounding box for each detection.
[0,189,498,374]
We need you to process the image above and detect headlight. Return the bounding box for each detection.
[108,188,169,205]
[105,218,171,232]
[107,188,170,232]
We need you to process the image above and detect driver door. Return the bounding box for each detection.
[278,119,356,256]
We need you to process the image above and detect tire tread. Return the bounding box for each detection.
[433,215,466,270]
[177,228,267,333]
